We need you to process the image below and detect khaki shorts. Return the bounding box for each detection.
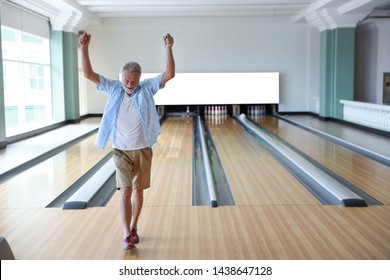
[112,147,153,190]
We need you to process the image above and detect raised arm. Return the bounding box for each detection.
[160,33,175,88]
[78,32,100,85]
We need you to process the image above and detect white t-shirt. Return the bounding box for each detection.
[112,93,148,150]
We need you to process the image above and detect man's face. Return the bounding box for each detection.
[122,71,141,95]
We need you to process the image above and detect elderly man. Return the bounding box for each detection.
[79,32,175,250]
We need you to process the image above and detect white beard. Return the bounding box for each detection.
[123,85,136,95]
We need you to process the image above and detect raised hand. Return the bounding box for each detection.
[163,33,174,48]
[78,32,91,49]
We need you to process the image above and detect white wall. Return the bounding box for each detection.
[375,19,390,104]
[355,18,390,104]
[85,16,310,113]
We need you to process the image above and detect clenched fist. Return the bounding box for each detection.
[78,32,91,49]
[163,33,174,48]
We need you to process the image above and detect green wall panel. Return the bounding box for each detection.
[0,25,6,147]
[50,30,80,122]
[319,28,355,119]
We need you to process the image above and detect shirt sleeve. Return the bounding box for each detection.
[141,74,164,96]
[96,75,121,96]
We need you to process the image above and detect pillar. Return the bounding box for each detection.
[50,30,80,123]
[0,25,6,148]
[319,27,355,119]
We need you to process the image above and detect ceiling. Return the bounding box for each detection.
[5,0,390,31]
[74,0,316,18]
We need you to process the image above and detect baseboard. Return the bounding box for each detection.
[277,111,318,117]
[81,113,103,119]
[0,141,6,149]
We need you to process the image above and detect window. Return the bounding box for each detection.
[1,25,52,137]
[30,64,45,90]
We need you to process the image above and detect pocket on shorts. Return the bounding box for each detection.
[112,149,129,169]
[111,148,121,157]
[112,149,122,163]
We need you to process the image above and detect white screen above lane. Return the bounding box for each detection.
[140,72,279,105]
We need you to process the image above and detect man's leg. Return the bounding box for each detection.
[129,147,151,243]
[130,189,144,232]
[119,187,133,238]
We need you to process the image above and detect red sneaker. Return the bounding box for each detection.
[131,228,139,244]
[123,236,135,250]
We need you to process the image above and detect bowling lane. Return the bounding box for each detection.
[207,116,319,206]
[107,117,194,207]
[252,115,390,204]
[282,114,390,159]
[0,134,110,208]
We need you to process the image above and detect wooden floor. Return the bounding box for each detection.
[0,134,110,208]
[206,117,319,206]
[0,117,101,178]
[282,114,390,159]
[251,115,390,204]
[107,117,193,207]
[0,116,389,260]
[1,205,389,260]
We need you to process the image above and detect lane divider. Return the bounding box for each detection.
[62,159,115,209]
[197,116,218,207]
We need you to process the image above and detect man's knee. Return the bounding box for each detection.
[121,187,133,200]
[134,189,143,198]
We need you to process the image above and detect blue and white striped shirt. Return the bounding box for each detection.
[95,73,164,149]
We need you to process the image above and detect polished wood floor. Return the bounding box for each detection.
[0,117,101,178]
[252,115,390,204]
[206,117,319,206]
[1,205,389,260]
[0,116,389,260]
[0,133,110,208]
[107,117,193,207]
[282,114,390,158]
